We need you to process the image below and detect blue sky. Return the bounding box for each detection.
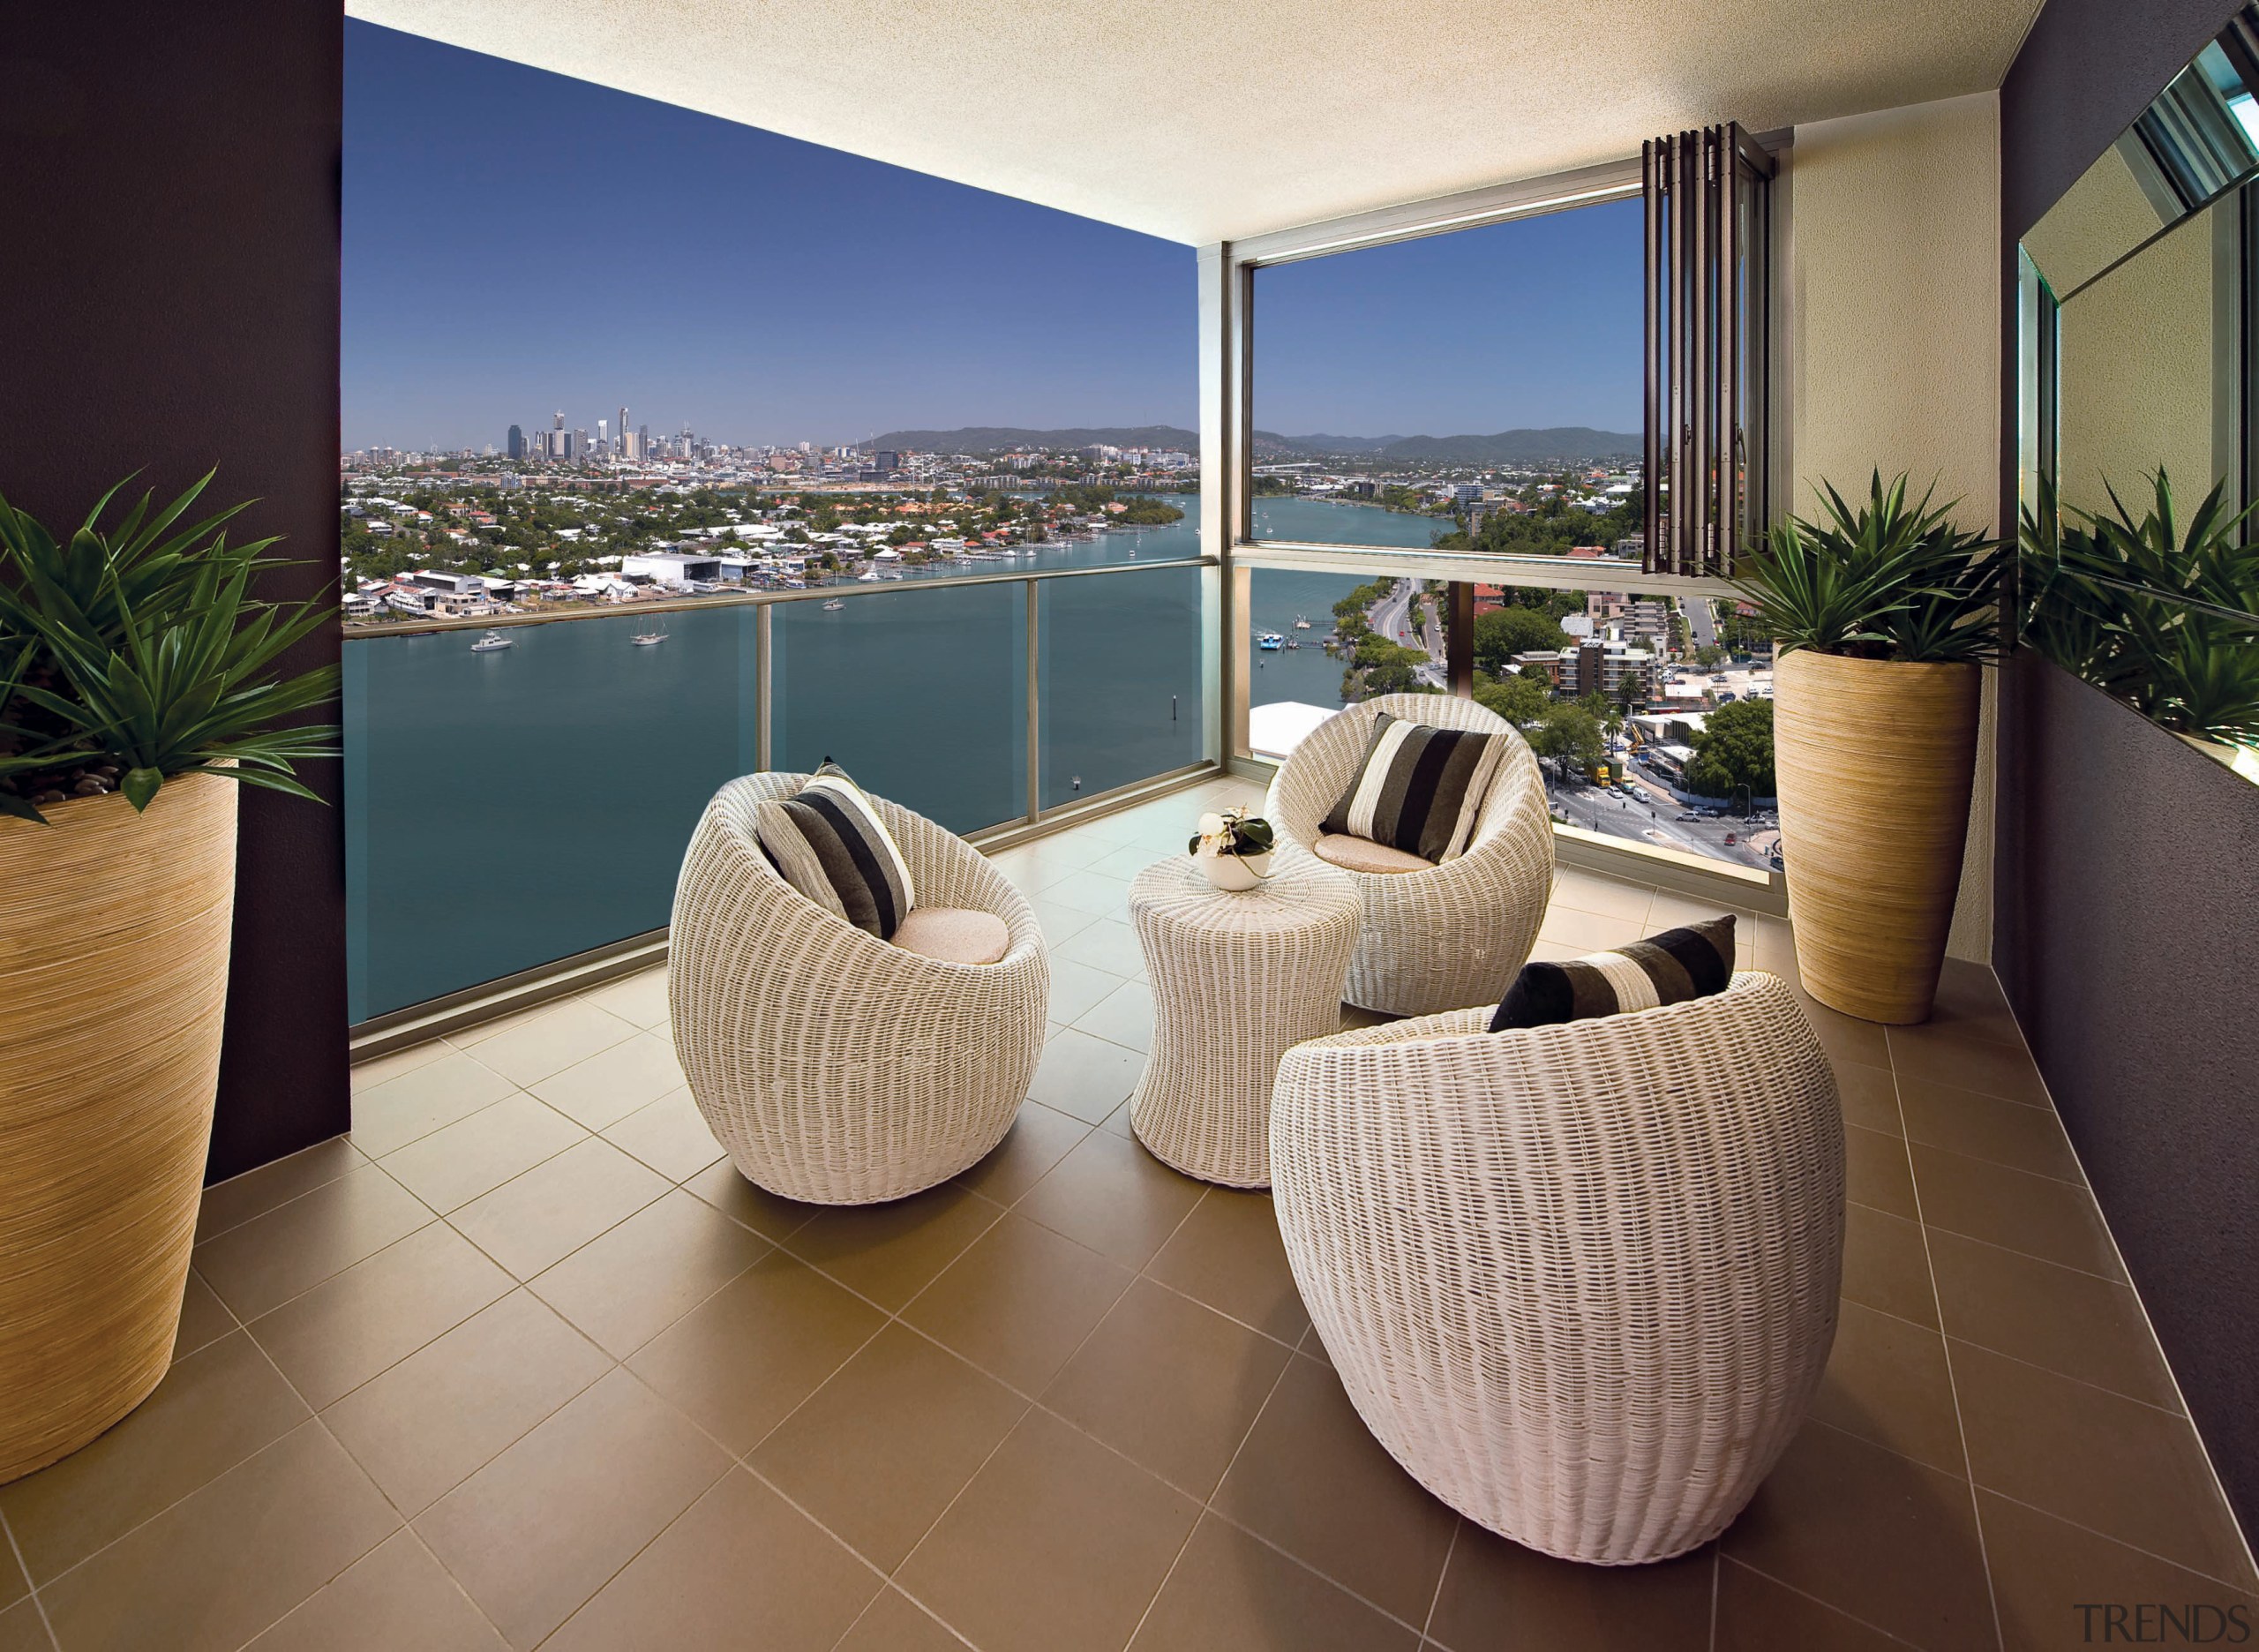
[344,21,1640,451]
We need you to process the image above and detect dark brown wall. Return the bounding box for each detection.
[1999,0,2259,1536]
[2,6,348,1179]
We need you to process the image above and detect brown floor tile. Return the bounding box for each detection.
[1027,1026,1148,1123]
[1950,1340,2254,1587]
[1835,1062,1903,1137]
[244,1528,503,1650]
[1898,1077,2083,1183]
[321,1290,612,1514]
[1841,1205,1938,1330]
[751,1323,1027,1571]
[447,1138,671,1281]
[529,1188,769,1357]
[0,1601,47,1652]
[36,1423,397,1652]
[1017,1130,1205,1268]
[249,1220,513,1410]
[1796,994,1894,1070]
[1131,1512,1420,1651]
[834,1587,970,1652]
[1807,1302,1967,1476]
[600,1087,724,1183]
[192,1165,433,1321]
[350,1052,519,1158]
[1075,979,1155,1052]
[1714,1559,1911,1652]
[953,1100,1092,1205]
[1721,1420,1994,1651]
[1845,1123,1919,1220]
[1211,1356,1459,1626]
[1428,1522,1712,1652]
[1925,958,2023,1048]
[1539,904,1647,953]
[526,1030,687,1131]
[784,1183,1004,1310]
[1043,1278,1292,1499]
[174,1266,237,1357]
[1978,1490,2259,1652]
[1928,1230,2178,1409]
[196,1137,365,1243]
[897,1407,1199,1652]
[465,1000,642,1088]
[0,1329,309,1583]
[681,1157,818,1243]
[901,1212,1135,1393]
[580,966,670,1030]
[543,1469,880,1652]
[1146,1187,1312,1345]
[1298,1324,1334,1367]
[376,1094,587,1213]
[1550,869,1655,923]
[1908,1143,2125,1280]
[628,1250,885,1455]
[1887,1025,2049,1108]
[0,1544,21,1611]
[415,1369,727,1648]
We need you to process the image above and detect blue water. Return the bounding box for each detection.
[342,495,1437,1021]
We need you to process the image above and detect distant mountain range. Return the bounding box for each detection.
[867,424,1640,466]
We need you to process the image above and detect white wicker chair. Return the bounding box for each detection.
[669,773,1049,1205]
[1269,972,1845,1565]
[1264,694,1554,1017]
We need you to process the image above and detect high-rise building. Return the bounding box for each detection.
[873,450,901,475]
[507,424,524,461]
[597,418,608,454]
[618,406,629,453]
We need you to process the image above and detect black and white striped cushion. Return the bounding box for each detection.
[754,765,916,939]
[1488,916,1735,1032]
[1321,711,1509,864]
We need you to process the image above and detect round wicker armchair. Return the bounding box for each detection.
[1270,972,1845,1565]
[669,773,1049,1205]
[1264,694,1553,1017]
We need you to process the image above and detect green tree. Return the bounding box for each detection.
[1683,697,1775,798]
[1472,671,1550,726]
[1529,702,1606,776]
[1471,605,1570,675]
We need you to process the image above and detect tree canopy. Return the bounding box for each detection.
[1471,605,1570,675]
[1684,697,1776,798]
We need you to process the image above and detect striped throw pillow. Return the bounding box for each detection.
[1320,711,1509,864]
[1488,916,1735,1032]
[754,766,916,939]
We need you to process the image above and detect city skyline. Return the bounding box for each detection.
[345,21,1640,454]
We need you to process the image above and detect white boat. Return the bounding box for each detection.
[631,631,668,647]
[470,630,512,653]
[1257,632,1286,651]
[1294,615,1312,629]
[822,599,845,611]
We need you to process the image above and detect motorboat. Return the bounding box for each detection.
[470,630,512,652]
[1294,615,1312,629]
[822,598,845,611]
[1257,632,1286,651]
[631,631,668,646]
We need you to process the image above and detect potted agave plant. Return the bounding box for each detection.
[1730,472,2001,1025]
[2022,468,2259,778]
[0,474,335,1483]
[1189,805,1276,892]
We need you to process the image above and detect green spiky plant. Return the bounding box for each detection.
[1728,471,2004,663]
[0,473,339,823]
[2020,468,2259,750]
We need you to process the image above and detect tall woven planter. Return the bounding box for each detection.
[1774,650,1979,1025]
[0,774,237,1483]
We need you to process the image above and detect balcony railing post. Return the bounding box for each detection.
[755,601,773,771]
[1024,577,1040,824]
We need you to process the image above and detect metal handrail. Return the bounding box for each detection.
[343,552,1220,638]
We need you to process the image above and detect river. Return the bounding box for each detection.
[343,494,1448,1019]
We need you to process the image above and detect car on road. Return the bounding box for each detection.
[1676,812,1700,822]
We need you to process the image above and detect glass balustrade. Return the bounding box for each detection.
[1037,564,1206,808]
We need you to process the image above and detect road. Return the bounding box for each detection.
[1685,595,1720,650]
[1546,762,1777,872]
[1367,579,1447,687]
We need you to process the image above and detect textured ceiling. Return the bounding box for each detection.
[350,0,2044,244]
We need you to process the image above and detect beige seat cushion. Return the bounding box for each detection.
[1313,832,1435,875]
[891,905,1010,965]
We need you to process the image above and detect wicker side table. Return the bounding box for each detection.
[1126,854,1360,1187]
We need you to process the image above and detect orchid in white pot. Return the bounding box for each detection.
[1189,806,1275,891]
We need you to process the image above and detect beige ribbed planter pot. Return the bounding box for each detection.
[1774,650,1979,1025]
[0,774,237,1483]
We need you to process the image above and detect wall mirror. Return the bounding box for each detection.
[2022,7,2259,782]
